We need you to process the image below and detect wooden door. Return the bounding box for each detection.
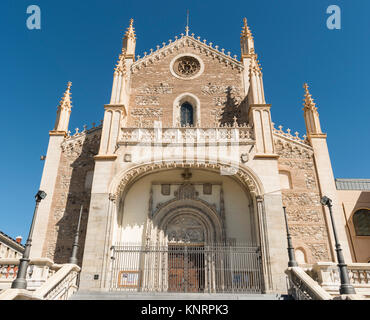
[168,245,204,292]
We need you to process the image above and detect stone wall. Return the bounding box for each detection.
[274,136,332,263]
[127,40,246,128]
[41,128,101,265]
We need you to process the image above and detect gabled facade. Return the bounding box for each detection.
[29,19,357,295]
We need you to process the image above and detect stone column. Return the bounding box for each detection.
[30,132,65,258]
[255,193,289,294]
[78,161,117,291]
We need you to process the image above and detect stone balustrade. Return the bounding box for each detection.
[285,267,333,300]
[310,262,370,298]
[0,258,62,291]
[272,125,310,146]
[0,263,80,300]
[119,126,255,146]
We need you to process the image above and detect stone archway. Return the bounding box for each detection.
[147,181,225,245]
[104,162,273,292]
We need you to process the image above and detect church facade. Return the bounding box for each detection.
[28,19,367,295]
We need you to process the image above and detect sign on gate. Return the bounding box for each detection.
[118,271,141,288]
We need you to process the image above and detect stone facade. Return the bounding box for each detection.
[28,19,360,296]
[41,128,101,265]
[127,39,246,128]
[274,135,332,263]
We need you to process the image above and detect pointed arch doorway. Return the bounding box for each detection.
[166,214,206,293]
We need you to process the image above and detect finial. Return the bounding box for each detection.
[124,18,136,40]
[241,17,253,38]
[58,81,73,111]
[303,83,317,111]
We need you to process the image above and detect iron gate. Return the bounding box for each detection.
[110,243,263,294]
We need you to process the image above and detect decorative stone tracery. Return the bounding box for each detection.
[173,56,201,77]
[109,161,262,200]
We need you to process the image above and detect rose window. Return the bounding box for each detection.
[174,56,201,77]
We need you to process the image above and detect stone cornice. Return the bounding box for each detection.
[49,130,67,137]
[253,154,279,159]
[94,154,118,161]
[308,133,327,139]
[104,104,127,116]
[241,53,258,62]
[131,35,243,73]
[249,104,272,108]
[125,54,135,60]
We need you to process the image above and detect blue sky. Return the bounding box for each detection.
[1,0,369,241]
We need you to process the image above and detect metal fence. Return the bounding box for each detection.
[110,243,263,294]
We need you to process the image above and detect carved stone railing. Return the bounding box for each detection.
[285,267,333,300]
[272,124,311,147]
[35,264,80,300]
[0,263,80,300]
[311,262,370,298]
[119,126,255,146]
[0,258,61,291]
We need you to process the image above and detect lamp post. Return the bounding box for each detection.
[320,196,356,295]
[283,207,298,267]
[69,205,83,265]
[12,190,47,289]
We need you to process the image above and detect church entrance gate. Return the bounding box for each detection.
[109,243,263,294]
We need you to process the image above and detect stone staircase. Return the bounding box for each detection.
[70,291,285,300]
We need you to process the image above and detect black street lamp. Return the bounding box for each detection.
[283,207,298,267]
[69,205,83,265]
[12,190,47,289]
[320,196,356,295]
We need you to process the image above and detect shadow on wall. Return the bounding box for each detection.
[219,86,248,126]
[52,129,101,265]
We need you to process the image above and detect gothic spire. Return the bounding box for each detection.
[302,83,323,136]
[240,17,255,56]
[54,81,72,132]
[122,18,136,58]
[241,17,253,39]
[303,83,317,112]
[58,81,72,111]
[124,18,136,40]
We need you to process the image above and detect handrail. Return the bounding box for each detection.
[285,267,332,300]
[0,263,80,300]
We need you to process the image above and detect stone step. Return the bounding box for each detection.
[70,291,284,300]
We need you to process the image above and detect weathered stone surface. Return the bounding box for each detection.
[276,137,331,263]
[42,129,101,265]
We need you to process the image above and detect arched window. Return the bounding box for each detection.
[180,102,194,126]
[353,209,370,236]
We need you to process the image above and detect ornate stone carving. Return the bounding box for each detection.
[137,82,173,94]
[130,108,163,118]
[241,153,249,163]
[113,162,259,199]
[213,96,242,107]
[161,184,170,196]
[135,96,159,106]
[166,216,204,243]
[174,183,199,200]
[203,183,212,195]
[201,84,241,96]
[280,160,314,170]
[173,56,200,77]
[275,140,312,159]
